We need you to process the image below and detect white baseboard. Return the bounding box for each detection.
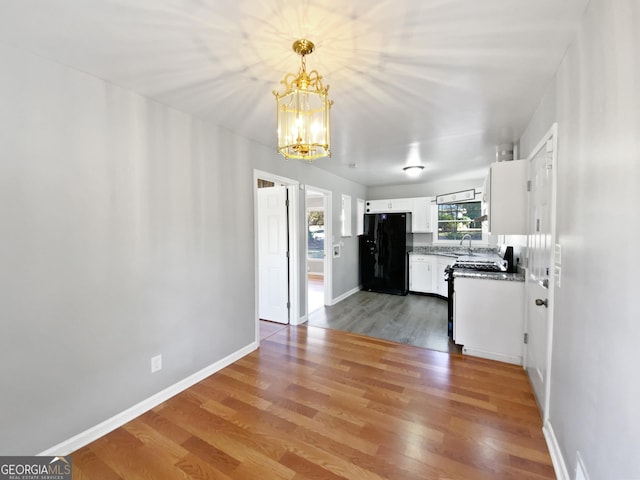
[38,341,258,456]
[543,420,569,480]
[329,286,361,306]
[461,346,522,366]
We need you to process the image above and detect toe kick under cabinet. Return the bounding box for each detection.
[454,277,525,365]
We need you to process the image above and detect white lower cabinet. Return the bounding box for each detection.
[409,255,434,293]
[435,257,450,296]
[454,277,525,365]
[410,255,449,297]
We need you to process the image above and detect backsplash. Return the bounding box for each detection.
[412,233,434,247]
[412,245,499,255]
[499,235,528,268]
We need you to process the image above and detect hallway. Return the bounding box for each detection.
[307,274,324,314]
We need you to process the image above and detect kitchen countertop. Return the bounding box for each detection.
[453,269,525,282]
[410,246,525,282]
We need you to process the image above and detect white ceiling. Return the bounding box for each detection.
[0,0,588,186]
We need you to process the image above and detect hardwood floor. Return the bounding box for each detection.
[72,325,554,479]
[307,274,324,314]
[259,320,288,341]
[308,290,461,354]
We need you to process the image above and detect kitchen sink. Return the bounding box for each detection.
[454,251,477,256]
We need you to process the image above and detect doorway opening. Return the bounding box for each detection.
[254,171,299,336]
[305,186,331,317]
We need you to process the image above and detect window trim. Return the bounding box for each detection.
[432,191,488,246]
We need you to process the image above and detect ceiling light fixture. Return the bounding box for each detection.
[274,39,333,162]
[403,165,424,177]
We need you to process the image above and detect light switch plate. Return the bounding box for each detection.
[554,243,562,265]
[554,265,561,288]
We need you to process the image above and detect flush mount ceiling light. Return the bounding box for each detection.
[403,165,425,177]
[273,39,333,162]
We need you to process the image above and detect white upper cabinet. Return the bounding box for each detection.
[365,198,412,213]
[411,197,433,233]
[484,160,528,235]
[365,197,433,233]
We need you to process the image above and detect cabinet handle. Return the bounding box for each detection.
[535,298,548,308]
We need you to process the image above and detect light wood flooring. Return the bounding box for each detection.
[307,274,325,314]
[259,319,288,341]
[308,290,460,354]
[72,325,554,479]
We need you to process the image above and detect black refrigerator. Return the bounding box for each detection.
[359,213,413,295]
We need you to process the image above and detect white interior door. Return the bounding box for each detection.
[526,126,557,417]
[258,186,289,324]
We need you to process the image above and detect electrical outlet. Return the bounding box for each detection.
[151,354,162,373]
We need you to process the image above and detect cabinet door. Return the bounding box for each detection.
[387,198,412,212]
[411,197,433,232]
[487,161,528,234]
[366,198,413,214]
[365,199,389,213]
[409,256,434,293]
[454,277,525,364]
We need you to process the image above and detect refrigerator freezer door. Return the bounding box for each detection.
[359,213,411,295]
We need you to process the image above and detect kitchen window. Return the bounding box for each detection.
[435,201,484,242]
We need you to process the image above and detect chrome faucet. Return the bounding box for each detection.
[460,233,473,254]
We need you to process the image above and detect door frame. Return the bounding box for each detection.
[523,122,558,422]
[304,185,333,319]
[253,170,300,339]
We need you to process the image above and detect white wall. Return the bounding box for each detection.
[0,42,256,454]
[520,1,640,478]
[307,259,324,275]
[0,42,365,454]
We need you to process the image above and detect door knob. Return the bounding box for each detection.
[535,298,548,308]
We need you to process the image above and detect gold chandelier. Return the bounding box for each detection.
[273,39,332,162]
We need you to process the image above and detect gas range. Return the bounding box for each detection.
[444,255,507,339]
[451,256,508,272]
